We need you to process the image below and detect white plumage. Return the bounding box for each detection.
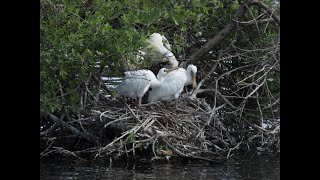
[145,33,178,68]
[115,65,197,106]
[161,34,172,51]
[123,33,178,71]
[115,70,158,106]
[156,67,168,81]
[147,65,198,103]
[184,65,198,87]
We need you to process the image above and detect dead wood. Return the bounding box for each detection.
[182,0,255,67]
[45,112,100,144]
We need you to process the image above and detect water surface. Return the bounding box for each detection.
[40,155,279,179]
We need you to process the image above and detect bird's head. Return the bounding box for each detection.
[157,68,168,81]
[188,65,198,89]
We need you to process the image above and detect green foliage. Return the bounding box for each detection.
[40,0,279,114]
[126,133,136,142]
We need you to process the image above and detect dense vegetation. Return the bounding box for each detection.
[40,0,280,163]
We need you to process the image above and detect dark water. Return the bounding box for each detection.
[40,155,279,179]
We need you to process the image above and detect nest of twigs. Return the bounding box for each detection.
[88,94,280,163]
[40,93,280,163]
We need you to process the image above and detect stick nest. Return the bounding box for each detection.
[88,95,279,163]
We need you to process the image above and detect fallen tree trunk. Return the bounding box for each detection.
[44,112,100,144]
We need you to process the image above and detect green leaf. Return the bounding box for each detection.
[172,15,179,25]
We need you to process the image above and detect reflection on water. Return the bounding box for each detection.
[40,155,279,179]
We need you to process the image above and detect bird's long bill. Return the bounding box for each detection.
[192,73,197,89]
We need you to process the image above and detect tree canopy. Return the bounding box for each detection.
[41,0,279,113]
[40,0,280,162]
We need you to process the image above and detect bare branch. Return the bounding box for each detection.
[45,112,99,144]
[182,0,254,66]
[251,0,280,25]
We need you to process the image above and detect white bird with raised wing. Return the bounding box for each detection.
[115,70,158,106]
[123,33,179,71]
[145,33,179,69]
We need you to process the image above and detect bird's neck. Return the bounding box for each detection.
[186,69,193,85]
[149,73,161,87]
[156,46,179,67]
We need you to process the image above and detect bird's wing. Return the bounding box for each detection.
[148,70,187,102]
[161,35,172,51]
[116,70,152,98]
[147,33,163,47]
[124,70,151,80]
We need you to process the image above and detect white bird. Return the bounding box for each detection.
[115,70,159,106]
[147,65,198,104]
[156,67,168,81]
[122,33,178,71]
[115,65,197,107]
[161,34,172,52]
[144,33,179,69]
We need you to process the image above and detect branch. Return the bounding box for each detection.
[92,74,112,94]
[251,0,280,25]
[161,137,226,163]
[182,0,254,67]
[40,123,58,136]
[190,62,218,99]
[198,89,238,110]
[239,18,274,27]
[45,112,99,144]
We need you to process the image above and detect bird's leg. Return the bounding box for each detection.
[138,97,142,107]
[140,101,161,107]
[185,86,188,94]
[175,99,178,109]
